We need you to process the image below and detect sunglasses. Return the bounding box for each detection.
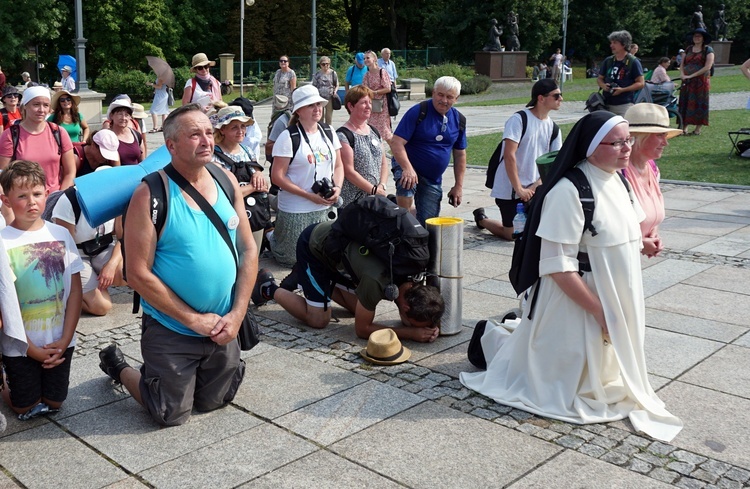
[546,93,563,100]
[320,63,330,66]
[279,59,289,63]
[195,65,208,71]
[59,97,73,102]
[3,94,21,100]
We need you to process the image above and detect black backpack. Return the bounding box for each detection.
[335,125,381,147]
[415,100,466,132]
[508,167,631,316]
[485,110,560,189]
[736,139,750,158]
[324,195,430,297]
[123,163,235,312]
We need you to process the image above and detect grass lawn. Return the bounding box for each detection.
[467,109,750,186]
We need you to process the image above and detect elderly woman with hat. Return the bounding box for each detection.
[624,104,681,258]
[0,86,76,193]
[679,27,714,136]
[211,105,270,255]
[182,53,222,107]
[1,86,22,132]
[107,97,144,165]
[461,111,683,443]
[270,85,343,267]
[48,90,89,142]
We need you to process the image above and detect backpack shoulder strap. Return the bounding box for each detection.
[287,124,302,160]
[142,170,169,237]
[369,124,381,139]
[416,100,430,126]
[550,122,560,150]
[336,126,355,147]
[457,111,466,133]
[213,147,236,168]
[205,161,236,203]
[10,124,20,160]
[517,110,528,141]
[47,122,62,156]
[319,122,335,146]
[564,167,598,237]
[1,109,8,129]
[64,186,81,223]
[130,127,143,145]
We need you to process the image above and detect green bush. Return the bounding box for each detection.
[94,69,153,102]
[173,66,193,98]
[461,75,492,94]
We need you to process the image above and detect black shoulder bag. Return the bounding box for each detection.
[163,165,260,350]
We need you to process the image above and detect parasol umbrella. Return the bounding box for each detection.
[57,55,78,82]
[146,56,175,89]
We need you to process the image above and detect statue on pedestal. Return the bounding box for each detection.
[506,11,520,51]
[483,18,503,52]
[690,5,707,30]
[713,4,728,41]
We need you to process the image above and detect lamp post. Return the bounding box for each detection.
[73,0,89,91]
[311,0,317,81]
[560,0,569,92]
[240,0,255,97]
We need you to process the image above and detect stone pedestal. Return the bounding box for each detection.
[474,51,528,82]
[219,53,235,84]
[711,41,732,67]
[77,90,106,130]
[400,78,427,100]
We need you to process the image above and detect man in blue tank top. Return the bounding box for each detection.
[98,104,258,426]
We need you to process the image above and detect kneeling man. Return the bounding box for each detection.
[253,221,444,343]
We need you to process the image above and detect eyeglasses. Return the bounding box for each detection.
[279,59,289,63]
[195,66,208,71]
[546,93,563,100]
[599,137,635,150]
[441,115,448,133]
[320,63,330,66]
[59,97,73,102]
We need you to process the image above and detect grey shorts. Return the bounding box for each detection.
[78,243,115,294]
[138,314,245,426]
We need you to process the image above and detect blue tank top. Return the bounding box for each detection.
[142,177,238,336]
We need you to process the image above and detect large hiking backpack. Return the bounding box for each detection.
[122,163,235,312]
[324,195,430,294]
[508,167,631,316]
[484,110,560,189]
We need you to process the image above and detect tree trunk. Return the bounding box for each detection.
[343,0,362,51]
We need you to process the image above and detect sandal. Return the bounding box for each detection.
[692,130,702,136]
[148,129,158,133]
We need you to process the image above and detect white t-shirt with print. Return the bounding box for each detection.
[491,109,562,200]
[1,222,83,352]
[272,126,341,213]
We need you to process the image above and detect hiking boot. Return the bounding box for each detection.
[473,208,488,230]
[252,268,277,306]
[99,343,131,384]
[279,263,300,291]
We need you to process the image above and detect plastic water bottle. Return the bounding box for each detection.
[512,203,526,240]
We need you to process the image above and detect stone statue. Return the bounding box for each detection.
[690,5,706,30]
[713,4,728,41]
[506,11,520,51]
[483,18,503,52]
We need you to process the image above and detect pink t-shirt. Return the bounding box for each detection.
[0,123,74,192]
[623,161,664,239]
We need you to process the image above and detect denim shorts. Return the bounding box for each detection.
[391,160,443,226]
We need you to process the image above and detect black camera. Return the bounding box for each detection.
[312,177,335,198]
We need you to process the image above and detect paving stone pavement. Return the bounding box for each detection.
[3,91,750,488]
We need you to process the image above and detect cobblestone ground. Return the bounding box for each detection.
[74,184,750,489]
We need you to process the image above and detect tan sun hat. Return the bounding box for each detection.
[210,106,254,130]
[131,103,148,119]
[359,329,411,366]
[624,103,682,139]
[50,90,81,111]
[191,53,216,70]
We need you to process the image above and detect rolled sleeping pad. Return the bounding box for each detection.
[74,144,172,228]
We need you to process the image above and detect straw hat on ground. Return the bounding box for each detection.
[360,329,411,365]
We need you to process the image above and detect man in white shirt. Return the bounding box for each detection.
[60,66,76,92]
[377,48,398,83]
[474,79,563,240]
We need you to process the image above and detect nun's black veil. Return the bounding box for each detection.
[509,111,621,300]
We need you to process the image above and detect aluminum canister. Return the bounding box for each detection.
[425,217,464,335]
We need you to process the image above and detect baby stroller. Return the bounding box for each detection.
[634,80,682,129]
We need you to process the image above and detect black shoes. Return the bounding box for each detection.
[473,208,488,230]
[279,263,300,291]
[252,268,278,306]
[99,343,131,384]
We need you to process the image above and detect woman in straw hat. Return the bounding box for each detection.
[624,103,681,258]
[48,90,89,142]
[461,111,683,442]
[0,86,76,193]
[182,53,221,106]
[270,85,342,267]
[210,106,269,255]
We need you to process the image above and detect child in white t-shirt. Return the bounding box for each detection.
[0,160,83,420]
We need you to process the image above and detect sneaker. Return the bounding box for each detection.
[18,402,50,421]
[473,208,488,230]
[251,268,277,306]
[279,263,300,291]
[99,343,131,384]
